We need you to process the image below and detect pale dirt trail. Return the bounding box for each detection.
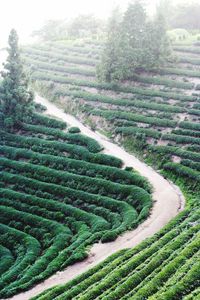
[7,94,185,300]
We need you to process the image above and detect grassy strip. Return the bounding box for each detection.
[31,71,197,102]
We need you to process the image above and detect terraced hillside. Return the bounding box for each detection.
[0,107,152,298]
[32,205,200,300]
[21,40,200,299]
[22,40,200,192]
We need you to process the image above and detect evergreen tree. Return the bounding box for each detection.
[1,29,33,129]
[143,11,171,69]
[97,7,122,82]
[97,1,172,83]
[119,1,147,78]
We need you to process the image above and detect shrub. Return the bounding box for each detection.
[68,127,81,133]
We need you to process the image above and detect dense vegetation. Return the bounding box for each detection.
[32,205,200,300]
[21,15,200,299]
[1,1,200,298]
[0,29,33,129]
[97,2,171,82]
[0,118,152,298]
[0,30,152,298]
[23,37,200,191]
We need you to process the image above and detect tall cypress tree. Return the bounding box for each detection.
[1,29,33,129]
[97,7,122,82]
[118,1,147,78]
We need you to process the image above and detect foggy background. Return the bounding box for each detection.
[0,0,173,46]
[0,0,198,47]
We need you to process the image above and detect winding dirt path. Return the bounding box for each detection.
[7,94,185,300]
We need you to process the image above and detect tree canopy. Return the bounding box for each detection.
[0,29,33,129]
[97,1,171,82]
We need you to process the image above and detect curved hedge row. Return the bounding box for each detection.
[31,112,67,129]
[24,57,96,77]
[32,206,200,300]
[13,39,200,300]
[31,71,196,102]
[0,156,151,210]
[21,123,103,153]
[90,109,177,128]
[0,130,123,168]
[22,48,97,66]
[51,87,185,113]
[179,121,200,131]
[0,111,151,297]
[162,133,200,145]
[0,145,151,191]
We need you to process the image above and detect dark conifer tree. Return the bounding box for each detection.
[97,1,171,83]
[1,29,33,129]
[97,7,122,82]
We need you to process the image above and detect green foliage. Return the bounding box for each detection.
[97,2,171,82]
[179,55,200,66]
[24,56,95,77]
[68,126,81,134]
[20,123,101,153]
[31,207,200,300]
[162,133,200,145]
[67,14,103,39]
[164,162,200,187]
[50,87,185,113]
[174,45,200,55]
[0,130,122,167]
[158,66,200,78]
[0,29,33,129]
[30,113,66,129]
[31,71,196,102]
[32,20,68,41]
[3,25,199,300]
[22,47,97,66]
[0,111,151,296]
[115,126,161,139]
[96,7,122,82]
[149,145,200,162]
[181,160,200,172]
[180,121,200,131]
[90,108,177,128]
[32,16,104,41]
[131,73,194,90]
[0,144,150,190]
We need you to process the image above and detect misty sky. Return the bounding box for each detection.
[0,0,193,47]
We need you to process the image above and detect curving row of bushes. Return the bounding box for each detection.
[0,156,151,210]
[22,47,97,66]
[89,108,177,128]
[149,145,200,162]
[51,87,186,113]
[163,162,200,187]
[30,112,67,129]
[0,130,123,168]
[0,96,154,298]
[31,70,197,102]
[162,133,200,145]
[179,121,200,131]
[21,123,103,153]
[24,56,96,77]
[0,145,150,191]
[31,206,200,300]
[131,73,194,90]
[172,128,200,138]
